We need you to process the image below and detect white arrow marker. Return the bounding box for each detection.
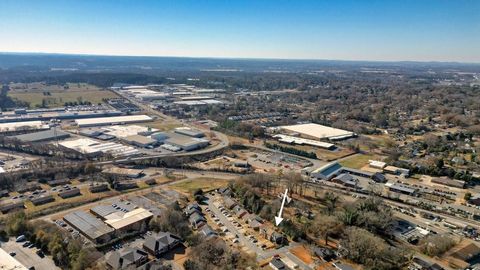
[275,189,288,226]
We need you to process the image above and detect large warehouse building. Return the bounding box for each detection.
[0,120,49,133]
[75,115,153,127]
[11,129,70,143]
[63,211,115,244]
[279,123,355,141]
[59,138,139,157]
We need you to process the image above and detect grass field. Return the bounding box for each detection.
[8,83,118,108]
[170,177,230,194]
[339,154,376,169]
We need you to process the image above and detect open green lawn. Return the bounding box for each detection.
[8,83,118,108]
[170,178,230,194]
[339,154,376,169]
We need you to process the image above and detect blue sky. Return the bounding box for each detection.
[0,0,479,62]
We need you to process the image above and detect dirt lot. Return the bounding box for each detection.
[290,245,314,264]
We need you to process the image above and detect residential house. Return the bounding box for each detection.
[189,212,206,229]
[105,247,148,270]
[143,232,181,257]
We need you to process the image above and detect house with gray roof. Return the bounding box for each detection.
[143,232,181,257]
[105,247,148,270]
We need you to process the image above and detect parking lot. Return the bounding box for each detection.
[1,238,60,270]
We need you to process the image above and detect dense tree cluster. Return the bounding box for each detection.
[3,212,101,269]
[184,238,257,270]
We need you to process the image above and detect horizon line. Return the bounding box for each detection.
[0,51,479,65]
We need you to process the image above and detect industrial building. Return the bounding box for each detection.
[385,182,418,196]
[173,127,205,138]
[59,138,139,157]
[74,115,153,127]
[63,211,114,244]
[279,123,356,141]
[0,120,49,133]
[11,128,70,143]
[272,134,335,150]
[101,125,158,138]
[0,108,122,123]
[163,133,209,151]
[122,135,156,148]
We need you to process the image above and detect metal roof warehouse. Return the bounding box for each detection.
[63,211,114,243]
[75,115,153,127]
[11,129,70,142]
[280,123,355,141]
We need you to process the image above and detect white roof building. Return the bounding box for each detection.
[280,123,355,141]
[59,138,139,157]
[0,248,28,270]
[0,120,49,133]
[75,115,153,127]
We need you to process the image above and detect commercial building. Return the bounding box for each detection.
[74,115,153,127]
[385,182,418,196]
[31,195,55,206]
[63,211,114,244]
[90,184,109,193]
[0,120,49,133]
[0,201,24,214]
[369,160,387,169]
[431,177,466,189]
[122,135,156,148]
[279,123,356,141]
[272,134,335,150]
[332,173,358,188]
[173,127,205,138]
[0,248,28,270]
[58,188,81,199]
[384,166,410,177]
[104,208,153,235]
[11,128,70,143]
[310,162,343,180]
